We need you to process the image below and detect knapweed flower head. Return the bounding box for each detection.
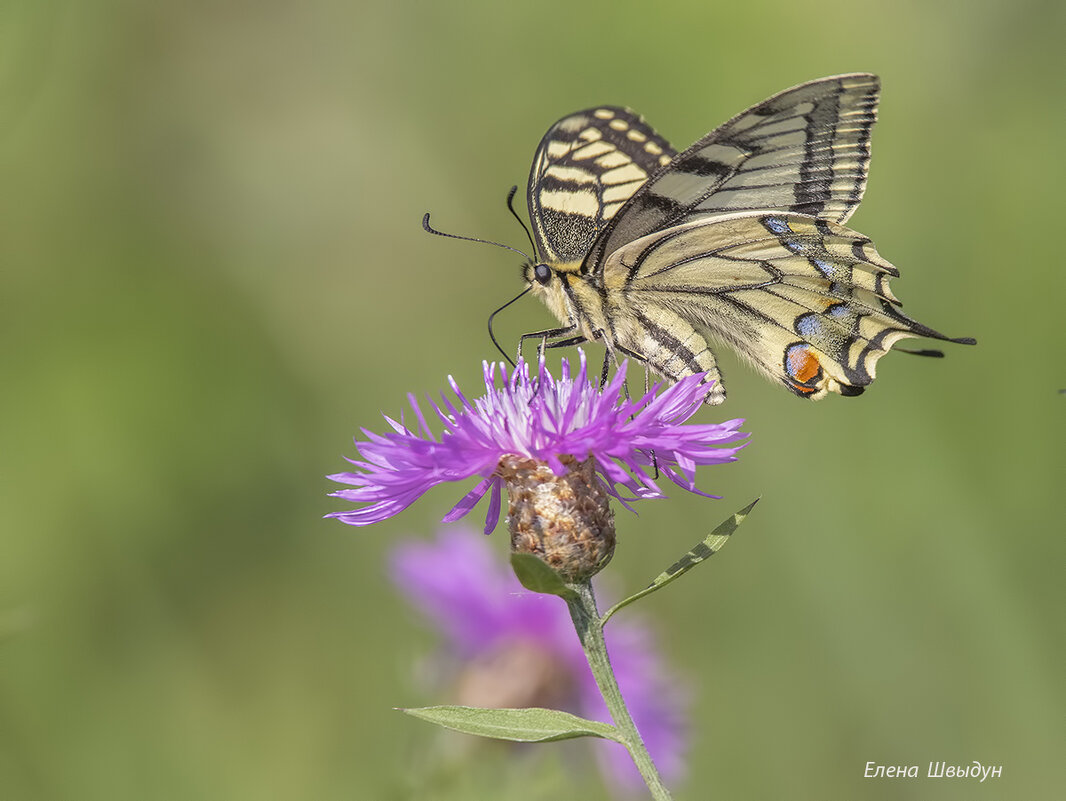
[328,351,747,540]
[391,525,689,793]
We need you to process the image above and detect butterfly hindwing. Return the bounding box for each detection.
[585,74,879,273]
[527,107,677,264]
[602,211,971,399]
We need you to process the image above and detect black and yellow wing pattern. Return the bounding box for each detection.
[527,106,677,264]
[521,74,974,403]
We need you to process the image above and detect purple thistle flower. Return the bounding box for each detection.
[391,525,689,793]
[329,352,747,534]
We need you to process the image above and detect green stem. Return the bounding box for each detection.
[565,580,673,800]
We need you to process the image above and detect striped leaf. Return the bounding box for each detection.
[601,498,758,624]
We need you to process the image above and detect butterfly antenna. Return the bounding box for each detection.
[422,213,531,261]
[486,287,532,368]
[423,211,536,368]
[505,185,538,258]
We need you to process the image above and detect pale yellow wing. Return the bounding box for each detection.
[600,211,974,400]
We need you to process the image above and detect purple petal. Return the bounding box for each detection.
[442,476,494,523]
[328,349,747,527]
[482,477,503,535]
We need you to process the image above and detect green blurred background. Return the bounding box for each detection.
[2,0,1063,798]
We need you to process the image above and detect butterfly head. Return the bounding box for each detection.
[523,258,584,327]
[528,262,553,287]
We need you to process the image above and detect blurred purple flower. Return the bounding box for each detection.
[391,525,689,792]
[329,352,747,533]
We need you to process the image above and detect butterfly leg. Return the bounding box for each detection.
[537,334,589,400]
[611,343,662,478]
[540,335,587,350]
[614,342,653,395]
[517,324,580,365]
[517,325,585,405]
[592,331,626,389]
[599,347,612,389]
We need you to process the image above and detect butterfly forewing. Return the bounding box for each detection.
[527,107,677,264]
[584,74,879,273]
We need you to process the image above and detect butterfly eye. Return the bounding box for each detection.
[533,263,552,285]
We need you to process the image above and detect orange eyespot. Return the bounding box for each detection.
[785,343,823,388]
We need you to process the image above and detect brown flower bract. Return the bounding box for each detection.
[500,455,615,582]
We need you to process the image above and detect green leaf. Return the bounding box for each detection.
[601,498,759,624]
[400,705,623,743]
[510,553,577,599]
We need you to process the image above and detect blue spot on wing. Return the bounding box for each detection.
[764,216,792,235]
[812,258,837,278]
[795,313,823,338]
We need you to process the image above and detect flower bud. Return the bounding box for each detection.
[499,455,615,582]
